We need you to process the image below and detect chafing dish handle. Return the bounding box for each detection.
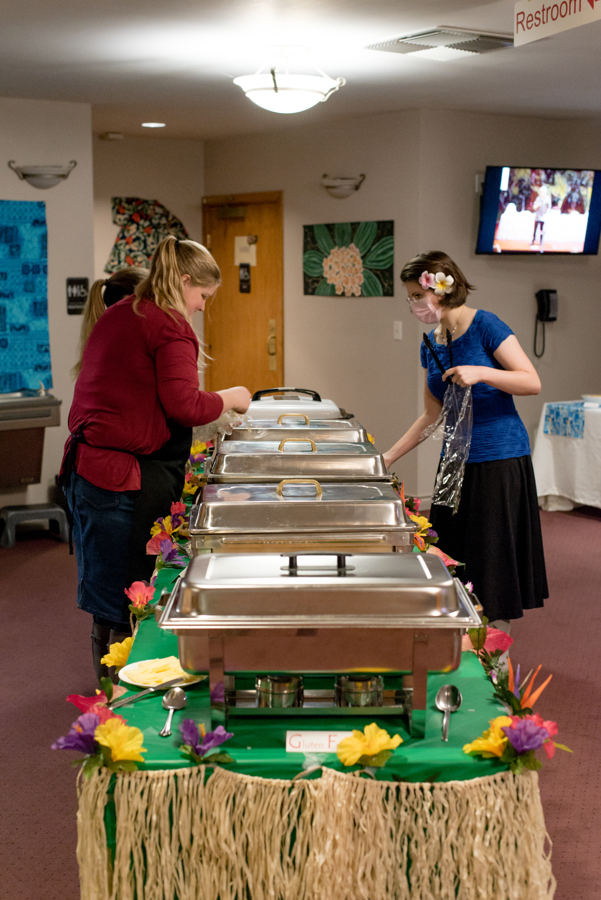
[276,478,323,499]
[252,388,322,401]
[277,413,310,425]
[282,551,354,576]
[278,438,317,452]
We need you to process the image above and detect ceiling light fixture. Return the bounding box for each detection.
[234,47,345,115]
[142,122,166,128]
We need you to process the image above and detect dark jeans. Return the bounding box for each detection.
[66,472,137,626]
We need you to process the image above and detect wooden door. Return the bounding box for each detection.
[202,191,283,394]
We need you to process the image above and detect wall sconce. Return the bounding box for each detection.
[8,160,77,190]
[321,174,366,199]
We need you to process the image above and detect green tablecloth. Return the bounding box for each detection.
[118,567,508,783]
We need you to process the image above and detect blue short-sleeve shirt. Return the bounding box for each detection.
[420,310,531,463]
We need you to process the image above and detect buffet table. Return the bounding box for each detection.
[533,401,601,511]
[76,571,555,900]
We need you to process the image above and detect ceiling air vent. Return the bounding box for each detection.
[366,26,514,56]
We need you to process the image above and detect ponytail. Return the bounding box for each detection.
[72,266,147,379]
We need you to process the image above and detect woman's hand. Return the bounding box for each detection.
[442,366,485,388]
[217,386,252,413]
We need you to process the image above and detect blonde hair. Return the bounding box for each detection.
[72,267,147,378]
[135,237,221,322]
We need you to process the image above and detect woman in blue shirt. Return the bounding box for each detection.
[383,251,548,628]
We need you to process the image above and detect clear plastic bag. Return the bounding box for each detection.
[420,383,473,514]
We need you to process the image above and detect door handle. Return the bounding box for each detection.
[267,319,277,370]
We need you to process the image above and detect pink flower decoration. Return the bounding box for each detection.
[483,628,513,654]
[426,545,460,567]
[124,580,155,609]
[146,531,170,554]
[419,271,436,290]
[171,501,186,517]
[66,687,127,715]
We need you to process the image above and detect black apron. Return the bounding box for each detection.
[126,421,192,584]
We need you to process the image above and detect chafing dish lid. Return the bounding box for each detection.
[159,553,481,628]
[209,440,388,480]
[190,482,415,533]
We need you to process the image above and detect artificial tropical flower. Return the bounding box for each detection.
[433,272,454,296]
[508,660,553,710]
[146,530,170,554]
[52,713,102,755]
[101,636,133,670]
[150,515,178,538]
[66,686,127,713]
[124,580,155,609]
[426,545,461,567]
[408,513,432,537]
[463,626,513,655]
[419,271,436,290]
[179,719,234,764]
[502,716,549,754]
[159,538,187,566]
[95,717,147,762]
[463,715,512,758]
[337,722,403,767]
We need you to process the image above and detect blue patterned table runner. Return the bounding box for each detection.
[544,401,586,439]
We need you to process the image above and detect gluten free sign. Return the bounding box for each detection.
[514,0,601,46]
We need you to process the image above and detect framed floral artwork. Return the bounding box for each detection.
[303,220,394,297]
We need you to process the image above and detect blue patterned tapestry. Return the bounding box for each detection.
[0,200,50,393]
[543,401,585,439]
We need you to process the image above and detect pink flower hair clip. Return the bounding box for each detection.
[419,270,436,290]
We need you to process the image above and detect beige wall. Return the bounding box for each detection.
[205,108,601,498]
[205,111,423,493]
[0,97,94,506]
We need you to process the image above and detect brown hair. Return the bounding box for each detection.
[72,266,147,378]
[400,251,475,308]
[135,236,221,322]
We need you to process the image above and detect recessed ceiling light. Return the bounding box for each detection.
[411,47,478,62]
[141,122,166,128]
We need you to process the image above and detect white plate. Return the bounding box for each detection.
[119,660,205,689]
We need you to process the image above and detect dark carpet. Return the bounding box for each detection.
[0,510,599,900]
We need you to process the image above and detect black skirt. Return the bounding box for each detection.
[428,455,548,622]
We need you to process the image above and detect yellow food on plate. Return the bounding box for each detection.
[124,656,196,686]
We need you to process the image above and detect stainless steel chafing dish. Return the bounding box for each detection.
[159,552,481,737]
[225,414,370,443]
[248,387,347,420]
[208,439,390,483]
[189,480,416,554]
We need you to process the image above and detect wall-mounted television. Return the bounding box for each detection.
[476,166,601,255]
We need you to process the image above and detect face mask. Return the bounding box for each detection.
[410,293,442,325]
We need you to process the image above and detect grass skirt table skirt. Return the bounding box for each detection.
[77,765,555,900]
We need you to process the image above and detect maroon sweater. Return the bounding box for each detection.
[62,296,223,491]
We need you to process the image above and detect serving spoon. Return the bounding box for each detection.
[435,685,463,741]
[159,687,187,737]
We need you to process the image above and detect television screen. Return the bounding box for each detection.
[476,166,601,255]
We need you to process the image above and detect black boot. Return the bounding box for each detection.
[91,622,111,683]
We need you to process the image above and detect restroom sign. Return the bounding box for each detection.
[66,277,89,314]
[514,0,601,46]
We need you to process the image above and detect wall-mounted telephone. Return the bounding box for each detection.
[534,289,557,358]
[536,289,558,322]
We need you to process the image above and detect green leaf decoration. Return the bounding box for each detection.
[99,676,113,701]
[358,749,392,768]
[303,250,326,277]
[364,235,394,269]
[334,221,352,248]
[361,269,383,297]
[203,751,235,765]
[353,221,378,256]
[520,751,543,771]
[313,223,335,256]
[315,278,336,296]
[553,742,573,753]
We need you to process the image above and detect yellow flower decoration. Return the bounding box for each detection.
[95,717,147,762]
[463,715,512,758]
[182,480,200,496]
[409,513,432,537]
[101,636,133,670]
[190,440,208,456]
[337,722,403,767]
[150,515,178,537]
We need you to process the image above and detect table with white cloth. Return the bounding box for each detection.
[532,401,601,511]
